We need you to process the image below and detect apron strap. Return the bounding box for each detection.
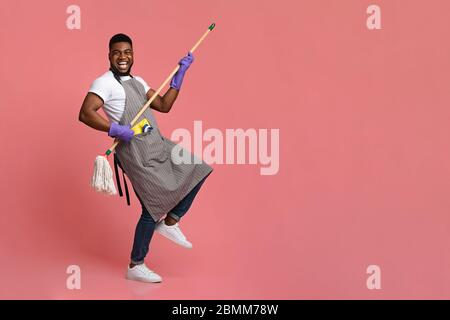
[113,153,123,197]
[113,153,131,206]
[110,67,134,85]
[122,170,130,206]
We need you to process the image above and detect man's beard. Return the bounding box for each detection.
[110,62,133,76]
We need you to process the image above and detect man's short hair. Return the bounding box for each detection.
[109,33,133,50]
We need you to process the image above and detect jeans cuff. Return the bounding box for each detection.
[131,259,144,265]
[168,212,181,222]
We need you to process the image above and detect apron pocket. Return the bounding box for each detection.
[137,133,169,167]
[143,150,169,167]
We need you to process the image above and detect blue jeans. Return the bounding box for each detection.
[130,177,208,264]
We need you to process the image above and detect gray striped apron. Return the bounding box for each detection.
[114,77,213,222]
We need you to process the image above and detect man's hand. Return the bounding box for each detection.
[169,52,195,91]
[108,123,134,143]
[146,52,194,113]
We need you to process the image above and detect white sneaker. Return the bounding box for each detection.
[155,221,193,249]
[126,264,162,283]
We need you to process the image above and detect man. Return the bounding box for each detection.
[78,34,213,283]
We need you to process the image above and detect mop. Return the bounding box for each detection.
[91,23,216,195]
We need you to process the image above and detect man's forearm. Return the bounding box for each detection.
[161,87,179,113]
[79,110,110,132]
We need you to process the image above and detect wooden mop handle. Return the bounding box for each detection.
[105,22,216,156]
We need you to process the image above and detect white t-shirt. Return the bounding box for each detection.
[88,70,151,123]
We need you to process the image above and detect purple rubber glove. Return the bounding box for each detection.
[170,52,195,90]
[108,122,134,143]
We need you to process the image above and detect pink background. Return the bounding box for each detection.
[1,0,450,299]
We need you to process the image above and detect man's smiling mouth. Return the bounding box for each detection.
[117,61,128,70]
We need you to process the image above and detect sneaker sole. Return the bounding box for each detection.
[126,274,162,283]
[156,230,193,248]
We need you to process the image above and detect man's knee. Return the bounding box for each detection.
[140,206,155,222]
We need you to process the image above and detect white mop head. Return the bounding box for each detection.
[91,155,117,195]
